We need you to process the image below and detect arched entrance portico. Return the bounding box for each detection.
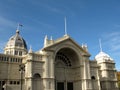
[55,47,82,90]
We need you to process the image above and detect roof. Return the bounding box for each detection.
[42,35,91,56]
[5,30,27,49]
[95,51,113,61]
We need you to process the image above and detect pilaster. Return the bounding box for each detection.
[82,54,92,90]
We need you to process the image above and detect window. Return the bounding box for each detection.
[13,58,15,62]
[14,81,16,84]
[15,51,18,55]
[10,58,13,62]
[4,57,6,61]
[33,73,41,78]
[56,52,72,67]
[57,82,64,90]
[17,81,20,85]
[10,81,13,84]
[10,81,20,85]
[67,82,73,90]
[7,57,9,61]
[19,51,22,56]
[109,71,115,78]
[91,76,96,80]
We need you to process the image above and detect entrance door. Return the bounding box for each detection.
[57,82,64,90]
[67,82,73,90]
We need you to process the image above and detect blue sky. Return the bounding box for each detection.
[0,0,120,70]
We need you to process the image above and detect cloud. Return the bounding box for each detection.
[0,16,16,29]
[28,0,75,16]
[114,24,120,28]
[42,4,64,14]
[101,32,120,70]
[0,16,17,52]
[101,32,120,55]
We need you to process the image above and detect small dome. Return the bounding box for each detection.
[95,51,113,61]
[5,30,27,49]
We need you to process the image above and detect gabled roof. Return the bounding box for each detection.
[42,35,91,56]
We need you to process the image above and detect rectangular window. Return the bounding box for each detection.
[10,81,12,84]
[7,57,9,61]
[19,51,22,56]
[17,81,20,85]
[10,58,13,62]
[14,81,16,84]
[67,82,73,90]
[15,51,18,55]
[57,82,64,90]
[15,58,17,62]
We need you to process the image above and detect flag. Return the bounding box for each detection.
[19,24,23,27]
[17,23,23,30]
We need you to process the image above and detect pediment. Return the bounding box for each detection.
[42,35,90,56]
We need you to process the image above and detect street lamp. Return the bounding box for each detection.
[19,64,25,90]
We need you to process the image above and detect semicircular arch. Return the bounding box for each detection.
[54,44,83,64]
[33,73,41,79]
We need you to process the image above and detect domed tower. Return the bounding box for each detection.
[95,51,118,89]
[95,51,113,63]
[4,30,28,56]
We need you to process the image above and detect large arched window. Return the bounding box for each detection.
[56,52,72,67]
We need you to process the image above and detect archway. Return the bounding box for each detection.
[55,47,81,90]
[33,73,41,90]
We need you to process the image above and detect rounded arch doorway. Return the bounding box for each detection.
[55,47,81,90]
[33,73,42,90]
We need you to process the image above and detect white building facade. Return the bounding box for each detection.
[0,30,118,90]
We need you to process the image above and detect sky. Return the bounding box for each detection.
[0,0,120,70]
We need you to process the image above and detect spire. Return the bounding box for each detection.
[99,39,103,52]
[44,35,48,47]
[64,17,68,36]
[29,45,33,53]
[45,35,48,40]
[50,36,54,44]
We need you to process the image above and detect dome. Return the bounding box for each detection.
[95,51,113,61]
[5,30,27,49]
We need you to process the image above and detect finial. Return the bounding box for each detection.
[64,17,68,36]
[82,43,88,51]
[99,39,103,52]
[45,35,48,40]
[44,35,48,47]
[16,30,20,34]
[29,45,33,53]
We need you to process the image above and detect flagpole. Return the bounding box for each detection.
[99,39,103,52]
[17,23,20,30]
[64,17,68,36]
[17,23,23,30]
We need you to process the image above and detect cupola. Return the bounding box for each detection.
[95,51,113,61]
[4,30,28,56]
[95,39,113,62]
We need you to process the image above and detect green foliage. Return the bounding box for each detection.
[117,72,120,89]
[118,82,120,89]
